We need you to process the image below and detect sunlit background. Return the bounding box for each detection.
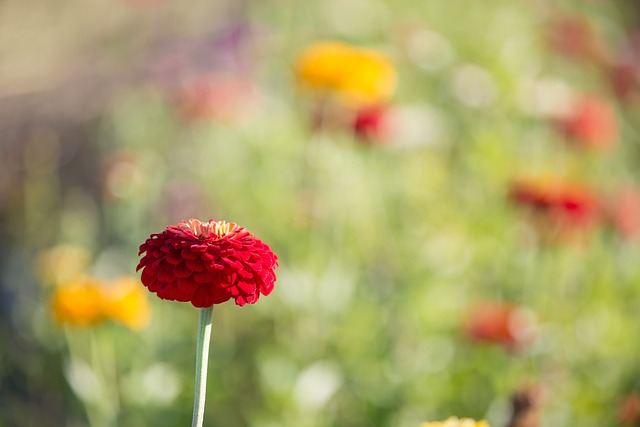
[2,0,640,426]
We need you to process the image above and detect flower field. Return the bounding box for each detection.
[1,0,640,426]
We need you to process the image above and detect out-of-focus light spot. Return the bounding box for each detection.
[317,264,356,315]
[406,28,455,71]
[140,363,181,405]
[64,358,102,403]
[259,356,297,395]
[36,244,91,287]
[389,104,450,148]
[276,268,315,309]
[517,76,575,117]
[103,152,146,201]
[450,64,497,108]
[576,306,622,351]
[324,0,390,38]
[422,233,473,276]
[415,336,454,373]
[293,362,342,410]
[508,307,538,344]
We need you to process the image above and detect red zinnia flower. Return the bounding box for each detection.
[555,95,618,151]
[137,219,278,308]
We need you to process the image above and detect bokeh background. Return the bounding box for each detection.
[2,0,640,426]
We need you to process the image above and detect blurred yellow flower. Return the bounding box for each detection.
[294,41,396,106]
[51,276,150,329]
[421,417,490,427]
[36,244,91,287]
[51,277,106,326]
[102,277,150,330]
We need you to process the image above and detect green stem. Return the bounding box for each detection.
[191,306,214,427]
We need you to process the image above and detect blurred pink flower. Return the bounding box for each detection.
[175,74,259,123]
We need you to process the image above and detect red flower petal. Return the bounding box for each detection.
[137,218,278,308]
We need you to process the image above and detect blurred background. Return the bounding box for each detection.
[2,0,640,426]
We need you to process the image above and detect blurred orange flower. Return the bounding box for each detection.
[294,42,396,107]
[421,417,490,427]
[51,276,150,329]
[464,302,537,350]
[51,277,107,326]
[555,95,618,151]
[102,277,151,330]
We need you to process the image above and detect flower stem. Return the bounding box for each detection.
[191,306,214,427]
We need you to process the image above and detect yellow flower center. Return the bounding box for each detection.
[420,417,490,427]
[181,219,238,240]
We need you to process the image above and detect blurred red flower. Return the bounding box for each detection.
[137,219,278,308]
[352,105,394,142]
[609,62,640,102]
[618,393,640,425]
[555,95,618,150]
[464,302,536,349]
[310,102,397,144]
[546,16,609,65]
[607,32,640,103]
[511,177,600,225]
[509,177,601,241]
[603,186,640,240]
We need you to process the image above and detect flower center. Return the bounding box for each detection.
[180,219,237,240]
